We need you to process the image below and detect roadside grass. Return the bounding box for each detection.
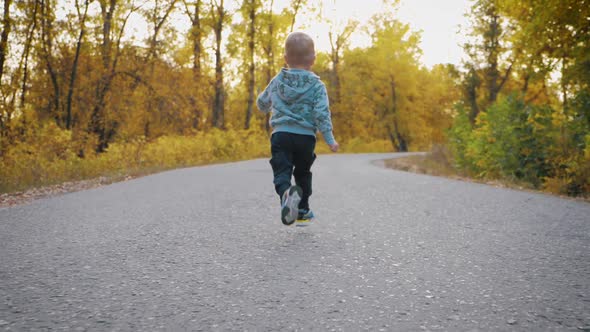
[384,145,590,202]
[0,130,391,206]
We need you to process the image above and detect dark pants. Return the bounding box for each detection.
[269,132,316,210]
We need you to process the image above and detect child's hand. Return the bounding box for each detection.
[329,142,339,152]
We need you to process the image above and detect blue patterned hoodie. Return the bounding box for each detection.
[257,68,335,145]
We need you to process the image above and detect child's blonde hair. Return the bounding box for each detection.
[285,32,316,67]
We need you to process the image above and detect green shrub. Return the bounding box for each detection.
[449,96,555,187]
[448,93,589,196]
[447,104,474,171]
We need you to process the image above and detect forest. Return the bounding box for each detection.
[0,0,588,196]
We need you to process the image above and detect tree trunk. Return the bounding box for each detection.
[144,0,177,137]
[328,22,357,104]
[289,0,302,32]
[390,75,397,113]
[561,56,568,115]
[262,0,274,133]
[191,0,202,76]
[90,0,117,152]
[328,31,340,103]
[333,55,340,102]
[386,125,398,151]
[100,0,116,69]
[392,119,407,152]
[387,75,408,152]
[20,1,40,107]
[40,0,60,120]
[148,1,177,62]
[190,0,203,129]
[0,0,11,83]
[522,73,530,95]
[212,0,225,129]
[486,10,499,104]
[65,0,89,130]
[244,0,256,130]
[465,67,480,125]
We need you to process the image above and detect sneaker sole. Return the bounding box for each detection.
[281,186,302,226]
[295,218,313,227]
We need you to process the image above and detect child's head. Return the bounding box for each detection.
[284,32,316,69]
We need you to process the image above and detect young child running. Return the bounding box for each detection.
[257,31,339,226]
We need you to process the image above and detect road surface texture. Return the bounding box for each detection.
[1,153,589,331]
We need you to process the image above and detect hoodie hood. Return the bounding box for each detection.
[276,68,321,103]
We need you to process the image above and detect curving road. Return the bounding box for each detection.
[1,153,589,331]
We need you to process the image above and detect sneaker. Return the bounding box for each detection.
[298,208,315,220]
[281,185,302,225]
[295,209,314,227]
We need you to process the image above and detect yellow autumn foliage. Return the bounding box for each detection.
[0,126,268,193]
[0,122,395,193]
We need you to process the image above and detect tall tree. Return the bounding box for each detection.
[0,0,12,84]
[182,0,203,77]
[4,0,40,113]
[182,0,207,129]
[261,0,274,132]
[328,19,358,103]
[0,0,13,141]
[19,0,40,107]
[65,0,90,130]
[210,0,226,128]
[463,65,482,124]
[39,0,60,119]
[288,0,303,32]
[243,0,259,129]
[498,0,590,110]
[89,0,139,151]
[88,0,117,152]
[464,0,513,110]
[142,0,178,137]
[144,0,178,62]
[364,14,422,151]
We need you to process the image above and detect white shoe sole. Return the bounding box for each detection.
[281,186,302,225]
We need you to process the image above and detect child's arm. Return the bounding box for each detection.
[313,84,338,151]
[256,80,274,113]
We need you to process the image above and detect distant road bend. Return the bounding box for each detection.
[1,153,589,330]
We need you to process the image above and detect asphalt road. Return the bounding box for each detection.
[1,153,589,331]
